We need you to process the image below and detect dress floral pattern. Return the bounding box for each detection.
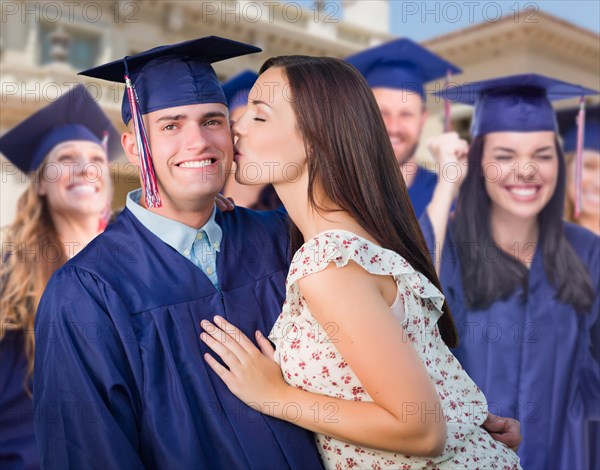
[269,230,521,470]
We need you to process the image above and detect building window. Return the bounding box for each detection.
[40,23,100,70]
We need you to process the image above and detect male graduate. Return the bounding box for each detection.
[346,38,461,218]
[32,36,323,469]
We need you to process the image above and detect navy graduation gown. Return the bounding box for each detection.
[33,207,323,470]
[408,166,437,218]
[420,214,600,470]
[589,313,600,470]
[0,331,39,470]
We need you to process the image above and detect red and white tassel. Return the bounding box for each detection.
[98,200,112,232]
[101,130,109,154]
[98,129,112,231]
[574,96,586,218]
[124,73,162,208]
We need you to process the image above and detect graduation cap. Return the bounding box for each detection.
[436,74,598,136]
[222,70,258,113]
[0,84,120,173]
[79,36,261,208]
[345,38,461,130]
[346,38,461,98]
[437,73,599,216]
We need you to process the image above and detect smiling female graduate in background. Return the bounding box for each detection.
[423,74,600,470]
[563,118,600,235]
[562,115,600,470]
[0,84,119,469]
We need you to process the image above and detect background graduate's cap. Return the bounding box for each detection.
[345,38,461,130]
[436,73,598,136]
[0,84,120,173]
[345,38,462,99]
[563,119,600,153]
[438,73,599,216]
[78,36,261,208]
[563,117,600,217]
[222,70,258,113]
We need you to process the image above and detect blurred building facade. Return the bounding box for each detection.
[423,10,600,151]
[0,0,392,225]
[1,1,599,226]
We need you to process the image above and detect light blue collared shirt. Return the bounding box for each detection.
[126,189,222,289]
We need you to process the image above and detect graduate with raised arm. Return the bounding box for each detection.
[423,74,600,470]
[33,37,323,469]
[346,38,462,218]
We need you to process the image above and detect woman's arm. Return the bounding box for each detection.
[425,133,469,273]
[202,262,446,457]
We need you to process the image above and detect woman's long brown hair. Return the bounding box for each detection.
[259,56,458,347]
[1,163,68,391]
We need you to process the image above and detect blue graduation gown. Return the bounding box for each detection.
[420,214,600,470]
[589,314,600,470]
[33,207,323,470]
[408,167,437,218]
[0,331,39,470]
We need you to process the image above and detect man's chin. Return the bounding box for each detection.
[176,186,223,203]
[394,145,418,167]
[394,152,413,167]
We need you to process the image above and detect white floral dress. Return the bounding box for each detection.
[269,230,521,470]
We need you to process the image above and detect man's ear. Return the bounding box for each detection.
[121,130,139,166]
